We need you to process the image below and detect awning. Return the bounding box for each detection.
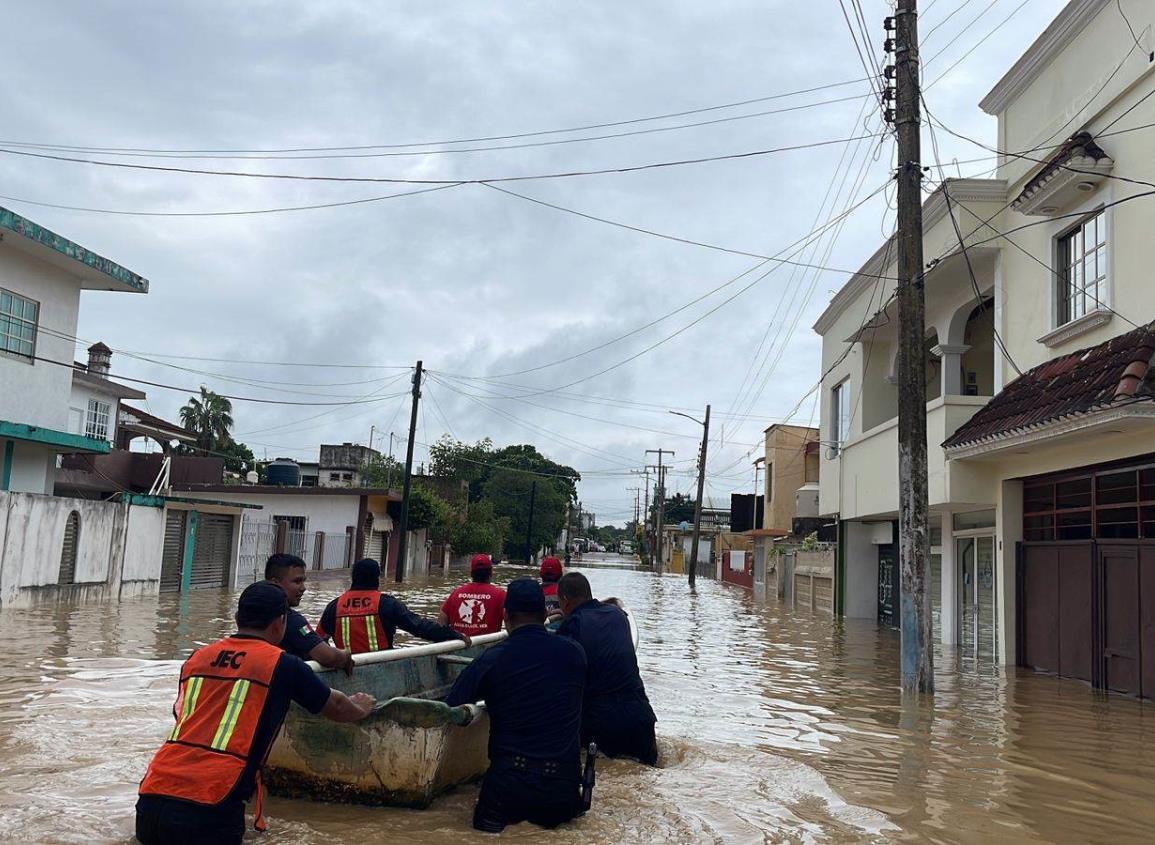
[0,420,111,455]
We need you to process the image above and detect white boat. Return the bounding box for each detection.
[264,632,505,808]
[265,608,639,808]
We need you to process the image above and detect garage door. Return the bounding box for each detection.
[190,514,234,590]
[159,511,187,593]
[1021,542,1093,682]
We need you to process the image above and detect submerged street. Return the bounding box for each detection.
[2,554,1154,843]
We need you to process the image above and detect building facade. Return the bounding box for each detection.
[816,0,1155,695]
[0,207,148,494]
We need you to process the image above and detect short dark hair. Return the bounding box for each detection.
[557,571,592,603]
[265,553,306,581]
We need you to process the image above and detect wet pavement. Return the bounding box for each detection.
[3,553,1155,843]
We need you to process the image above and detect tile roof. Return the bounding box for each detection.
[943,322,1155,451]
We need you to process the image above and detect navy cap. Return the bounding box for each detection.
[351,558,381,590]
[504,577,546,615]
[236,581,288,629]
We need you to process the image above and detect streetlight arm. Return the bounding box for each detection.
[668,410,704,427]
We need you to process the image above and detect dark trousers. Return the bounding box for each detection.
[135,795,245,845]
[472,761,581,833]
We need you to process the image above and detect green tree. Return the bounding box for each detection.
[180,386,235,453]
[663,494,696,525]
[216,440,256,474]
[405,486,452,532]
[483,468,568,560]
[449,500,510,557]
[361,454,405,489]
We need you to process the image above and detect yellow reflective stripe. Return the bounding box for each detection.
[169,676,203,741]
[365,617,379,651]
[210,680,251,751]
[340,616,351,649]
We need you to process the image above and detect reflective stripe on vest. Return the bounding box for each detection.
[139,636,281,817]
[332,590,389,654]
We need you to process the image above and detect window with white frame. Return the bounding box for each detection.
[830,381,850,456]
[0,288,39,361]
[85,398,111,441]
[1057,209,1107,325]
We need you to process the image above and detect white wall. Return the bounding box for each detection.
[68,381,120,444]
[0,491,164,608]
[6,440,53,495]
[0,247,81,431]
[843,521,880,619]
[178,491,362,536]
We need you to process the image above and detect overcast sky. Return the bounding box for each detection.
[4,0,1067,524]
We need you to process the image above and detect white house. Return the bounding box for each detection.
[815,0,1155,697]
[68,342,146,448]
[0,206,148,494]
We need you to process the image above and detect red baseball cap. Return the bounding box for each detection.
[540,556,563,581]
[471,553,493,573]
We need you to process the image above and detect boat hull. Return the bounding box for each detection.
[265,640,496,808]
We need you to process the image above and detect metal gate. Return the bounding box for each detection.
[239,519,276,585]
[160,511,186,593]
[189,514,234,590]
[877,542,898,628]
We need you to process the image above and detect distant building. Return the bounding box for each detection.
[318,442,380,488]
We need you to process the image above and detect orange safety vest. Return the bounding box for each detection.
[331,590,390,654]
[139,636,282,830]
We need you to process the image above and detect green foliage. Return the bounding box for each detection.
[180,386,235,453]
[405,486,451,532]
[449,500,510,557]
[361,454,405,489]
[215,440,256,474]
[663,494,696,525]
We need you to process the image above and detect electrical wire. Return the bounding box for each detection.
[924,0,1038,90]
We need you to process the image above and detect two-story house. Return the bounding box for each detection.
[816,0,1155,696]
[0,207,148,494]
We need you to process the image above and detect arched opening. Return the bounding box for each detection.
[961,298,995,396]
[59,511,80,585]
[924,330,942,403]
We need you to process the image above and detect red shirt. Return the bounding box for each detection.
[441,582,506,636]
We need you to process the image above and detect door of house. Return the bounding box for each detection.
[957,535,996,661]
[159,511,187,593]
[1102,544,1141,695]
[189,514,234,590]
[877,543,898,628]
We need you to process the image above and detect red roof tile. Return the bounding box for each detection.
[943,322,1155,450]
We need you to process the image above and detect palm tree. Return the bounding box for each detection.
[180,386,235,454]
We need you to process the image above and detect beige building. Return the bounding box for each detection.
[760,423,820,534]
[815,0,1155,697]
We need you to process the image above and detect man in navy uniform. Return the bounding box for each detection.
[557,572,658,765]
[445,578,587,832]
[264,554,354,675]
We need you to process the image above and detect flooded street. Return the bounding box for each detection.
[4,555,1155,843]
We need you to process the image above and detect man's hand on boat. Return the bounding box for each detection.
[458,634,473,649]
[322,689,377,723]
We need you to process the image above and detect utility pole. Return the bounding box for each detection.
[688,405,711,588]
[395,361,423,584]
[646,449,674,575]
[890,0,933,694]
[564,501,574,565]
[368,425,376,452]
[525,480,538,565]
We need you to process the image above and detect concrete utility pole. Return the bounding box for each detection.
[525,480,538,565]
[689,406,710,587]
[646,449,674,574]
[564,501,574,565]
[395,361,423,584]
[890,0,934,694]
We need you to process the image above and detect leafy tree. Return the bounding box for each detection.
[180,386,234,453]
[483,468,569,560]
[216,440,256,474]
[663,494,696,525]
[361,454,406,489]
[428,436,494,501]
[449,500,510,557]
[405,486,452,532]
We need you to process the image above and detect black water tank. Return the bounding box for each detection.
[266,458,301,487]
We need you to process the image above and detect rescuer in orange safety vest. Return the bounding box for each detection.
[135,581,376,845]
[316,558,470,654]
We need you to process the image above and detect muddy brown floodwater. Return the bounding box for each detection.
[3,556,1155,843]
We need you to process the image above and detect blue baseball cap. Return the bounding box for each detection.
[504,577,546,614]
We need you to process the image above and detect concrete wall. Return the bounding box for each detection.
[5,440,54,495]
[0,247,82,431]
[179,491,362,536]
[762,425,818,533]
[842,521,881,619]
[0,491,164,608]
[67,380,121,444]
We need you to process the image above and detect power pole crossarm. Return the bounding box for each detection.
[891,1,934,694]
[645,448,674,575]
[395,361,423,584]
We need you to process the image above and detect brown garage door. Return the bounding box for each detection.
[1020,542,1093,682]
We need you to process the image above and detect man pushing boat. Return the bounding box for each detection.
[438,553,506,637]
[135,582,375,844]
[264,553,355,674]
[445,578,588,832]
[317,558,471,654]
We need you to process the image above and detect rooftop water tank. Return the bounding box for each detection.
[266,458,301,487]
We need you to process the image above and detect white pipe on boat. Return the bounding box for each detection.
[306,630,508,674]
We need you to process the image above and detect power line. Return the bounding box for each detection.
[924,0,1038,90]
[0,77,872,155]
[0,132,886,186]
[0,93,873,162]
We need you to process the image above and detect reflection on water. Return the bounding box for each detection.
[3,556,1155,843]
